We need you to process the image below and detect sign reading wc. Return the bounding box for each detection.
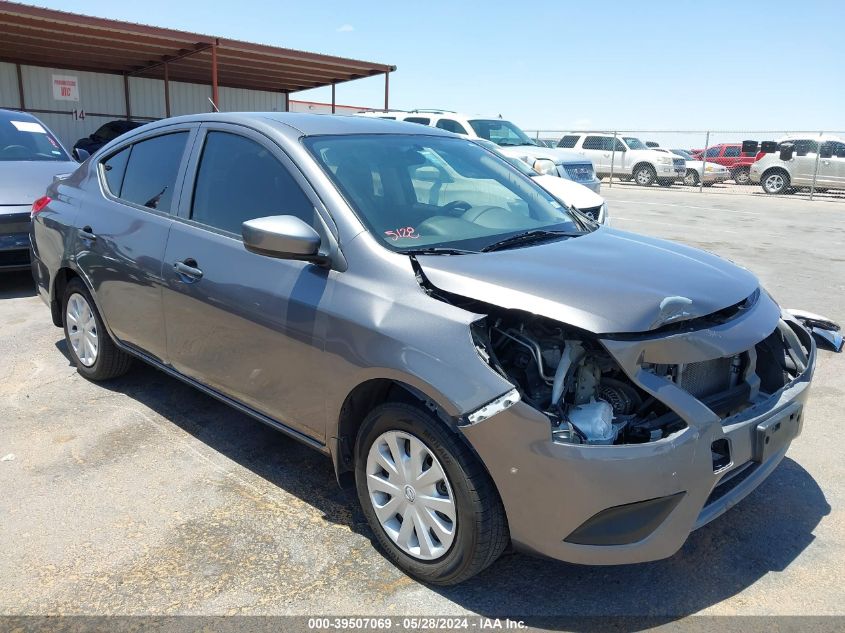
[52,75,79,101]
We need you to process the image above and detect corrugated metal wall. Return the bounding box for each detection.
[0,62,304,149]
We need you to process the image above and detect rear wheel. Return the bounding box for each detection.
[62,279,132,381]
[634,164,656,186]
[762,169,790,194]
[683,169,699,186]
[733,167,751,185]
[355,403,508,585]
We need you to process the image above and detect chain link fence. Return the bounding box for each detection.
[523,130,845,202]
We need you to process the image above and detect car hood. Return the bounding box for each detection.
[532,175,604,209]
[497,144,585,165]
[416,228,759,334]
[0,161,77,205]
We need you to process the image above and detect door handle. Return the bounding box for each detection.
[173,258,203,281]
[79,225,96,241]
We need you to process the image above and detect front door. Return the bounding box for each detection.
[161,126,331,440]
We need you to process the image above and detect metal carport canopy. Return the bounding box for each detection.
[0,1,396,109]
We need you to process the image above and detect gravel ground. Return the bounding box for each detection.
[1,188,843,623]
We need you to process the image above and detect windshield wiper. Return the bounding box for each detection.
[404,247,478,256]
[480,229,581,253]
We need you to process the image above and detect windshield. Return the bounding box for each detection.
[305,134,582,252]
[622,137,647,150]
[672,149,693,160]
[468,119,536,147]
[0,115,69,162]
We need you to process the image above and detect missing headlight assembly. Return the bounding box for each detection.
[468,310,676,445]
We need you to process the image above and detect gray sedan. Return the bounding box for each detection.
[31,113,833,585]
[1,109,76,271]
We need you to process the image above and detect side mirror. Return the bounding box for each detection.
[242,215,329,266]
[760,141,778,153]
[742,140,759,154]
[779,146,794,161]
[72,147,90,162]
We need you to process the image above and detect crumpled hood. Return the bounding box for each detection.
[0,161,77,205]
[497,144,585,165]
[416,228,760,334]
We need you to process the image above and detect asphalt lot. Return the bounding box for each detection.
[1,188,844,621]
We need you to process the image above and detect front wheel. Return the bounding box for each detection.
[683,169,699,186]
[762,169,790,194]
[634,165,656,186]
[355,403,508,585]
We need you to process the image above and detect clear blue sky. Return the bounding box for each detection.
[28,0,845,132]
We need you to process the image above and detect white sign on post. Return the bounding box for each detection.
[52,74,79,101]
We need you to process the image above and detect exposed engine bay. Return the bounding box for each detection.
[468,308,806,446]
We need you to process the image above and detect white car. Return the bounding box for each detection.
[473,138,608,224]
[357,110,602,194]
[749,135,845,194]
[557,133,686,186]
[655,148,730,186]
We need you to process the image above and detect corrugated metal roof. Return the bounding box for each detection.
[0,1,395,93]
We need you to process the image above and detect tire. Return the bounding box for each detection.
[732,167,751,185]
[761,169,790,194]
[355,402,508,585]
[683,169,699,186]
[62,278,133,381]
[633,164,656,186]
[657,178,673,187]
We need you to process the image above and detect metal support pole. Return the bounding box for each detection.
[331,83,336,113]
[699,131,710,193]
[123,73,131,119]
[283,91,289,112]
[809,131,823,201]
[16,63,25,110]
[163,62,171,118]
[384,71,390,111]
[210,42,219,111]
[608,131,618,188]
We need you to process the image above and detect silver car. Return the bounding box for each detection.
[31,113,833,585]
[1,109,76,271]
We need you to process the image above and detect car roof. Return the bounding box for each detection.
[132,112,456,138]
[0,108,42,124]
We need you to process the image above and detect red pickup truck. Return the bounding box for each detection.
[690,143,758,185]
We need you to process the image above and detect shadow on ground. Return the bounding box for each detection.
[86,358,830,625]
[0,270,36,299]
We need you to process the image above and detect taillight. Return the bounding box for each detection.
[31,196,51,217]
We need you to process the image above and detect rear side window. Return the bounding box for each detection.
[404,117,431,125]
[101,147,130,196]
[436,119,468,134]
[557,135,580,148]
[191,131,314,235]
[724,146,740,157]
[705,147,721,157]
[582,136,605,150]
[119,132,188,212]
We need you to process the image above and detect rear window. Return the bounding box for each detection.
[404,117,431,125]
[436,119,468,135]
[557,135,580,148]
[0,115,69,162]
[118,132,188,212]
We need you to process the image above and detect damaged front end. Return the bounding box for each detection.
[417,264,827,563]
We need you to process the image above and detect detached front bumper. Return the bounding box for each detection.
[460,308,816,565]
[0,208,32,271]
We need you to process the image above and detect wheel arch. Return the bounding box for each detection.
[632,161,656,175]
[50,265,117,341]
[330,377,458,488]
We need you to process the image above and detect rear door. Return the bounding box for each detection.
[788,139,820,185]
[74,125,196,361]
[818,141,845,189]
[579,135,610,174]
[160,124,333,440]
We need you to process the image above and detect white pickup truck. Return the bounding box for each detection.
[557,132,686,186]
